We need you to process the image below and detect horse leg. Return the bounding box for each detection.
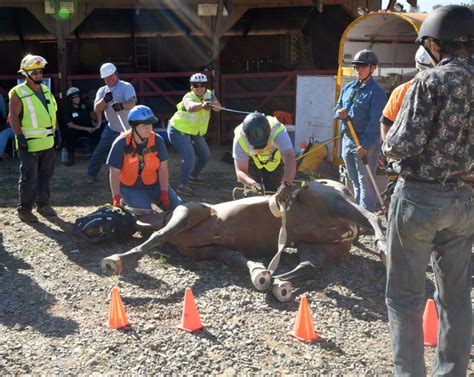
[101,203,213,275]
[179,245,272,292]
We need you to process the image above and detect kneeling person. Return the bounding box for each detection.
[233,112,296,203]
[107,105,182,213]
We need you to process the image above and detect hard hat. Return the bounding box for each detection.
[127,105,158,127]
[189,73,208,84]
[66,87,81,97]
[416,5,473,44]
[351,49,379,66]
[415,46,432,70]
[242,112,271,149]
[18,54,47,73]
[100,62,117,79]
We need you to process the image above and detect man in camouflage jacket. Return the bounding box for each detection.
[382,5,473,376]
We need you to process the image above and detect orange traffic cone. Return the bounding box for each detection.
[289,294,320,342]
[178,288,203,333]
[423,298,438,347]
[108,287,130,329]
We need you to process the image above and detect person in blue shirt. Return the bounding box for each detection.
[0,90,14,160]
[334,49,386,212]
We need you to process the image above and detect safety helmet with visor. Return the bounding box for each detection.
[127,105,158,128]
[66,87,81,98]
[100,62,117,79]
[242,112,271,149]
[18,54,47,74]
[189,73,208,86]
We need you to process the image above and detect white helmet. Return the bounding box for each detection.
[100,62,117,79]
[189,73,208,84]
[415,46,432,71]
[18,54,47,74]
[66,87,80,97]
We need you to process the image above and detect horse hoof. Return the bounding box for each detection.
[101,255,123,275]
[272,279,294,302]
[249,264,271,291]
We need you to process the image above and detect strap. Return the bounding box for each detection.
[17,86,39,128]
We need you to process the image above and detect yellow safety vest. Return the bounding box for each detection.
[169,90,212,136]
[9,83,57,152]
[235,116,286,172]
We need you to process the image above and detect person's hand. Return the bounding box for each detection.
[54,132,62,150]
[356,146,368,158]
[104,92,113,103]
[17,134,28,153]
[112,194,122,208]
[112,103,124,112]
[159,190,171,210]
[275,181,293,204]
[88,128,95,134]
[202,101,211,110]
[251,182,264,194]
[337,108,348,120]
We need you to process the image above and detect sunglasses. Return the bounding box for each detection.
[192,83,206,88]
[28,69,44,75]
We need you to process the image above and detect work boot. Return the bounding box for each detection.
[18,210,39,223]
[177,185,193,196]
[189,176,205,184]
[86,175,97,184]
[37,205,57,218]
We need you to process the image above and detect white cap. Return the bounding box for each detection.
[100,62,117,79]
[415,46,432,71]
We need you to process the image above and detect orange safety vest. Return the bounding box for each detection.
[120,131,160,186]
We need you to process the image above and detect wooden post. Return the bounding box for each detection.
[212,0,224,144]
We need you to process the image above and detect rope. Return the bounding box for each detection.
[295,136,340,161]
[208,103,251,115]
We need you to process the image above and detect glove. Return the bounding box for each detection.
[251,182,263,194]
[160,190,170,210]
[275,181,293,204]
[17,134,28,153]
[112,194,122,208]
[203,91,216,101]
[201,101,211,110]
[112,103,124,112]
[104,92,113,103]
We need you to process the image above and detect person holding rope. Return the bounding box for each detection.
[167,73,221,196]
[334,49,386,212]
[86,62,136,184]
[232,112,296,204]
[383,5,473,376]
[107,105,182,213]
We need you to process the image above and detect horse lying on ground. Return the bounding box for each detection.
[101,179,386,302]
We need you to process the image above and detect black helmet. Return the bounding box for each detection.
[351,49,378,66]
[416,5,474,44]
[242,112,270,149]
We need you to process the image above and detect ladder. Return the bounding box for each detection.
[134,37,150,72]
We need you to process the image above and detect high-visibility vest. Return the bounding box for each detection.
[9,83,57,152]
[235,116,286,172]
[169,90,212,136]
[120,131,161,186]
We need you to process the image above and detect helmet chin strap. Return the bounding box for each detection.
[422,45,440,65]
[132,126,146,143]
[25,72,43,85]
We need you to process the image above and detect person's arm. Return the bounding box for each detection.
[109,167,121,197]
[121,96,136,110]
[94,88,109,113]
[66,121,95,133]
[9,92,22,136]
[383,79,433,160]
[281,148,296,184]
[158,160,170,191]
[334,85,348,120]
[234,158,258,187]
[184,98,208,113]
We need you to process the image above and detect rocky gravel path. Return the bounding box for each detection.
[0,150,472,375]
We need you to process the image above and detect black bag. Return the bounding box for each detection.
[73,205,137,243]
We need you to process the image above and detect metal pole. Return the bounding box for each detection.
[345,118,385,211]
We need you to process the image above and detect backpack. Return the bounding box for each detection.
[73,205,137,243]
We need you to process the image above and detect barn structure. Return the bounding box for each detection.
[0,0,390,143]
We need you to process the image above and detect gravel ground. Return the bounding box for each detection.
[0,147,472,375]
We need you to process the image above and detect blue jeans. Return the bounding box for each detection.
[87,125,120,178]
[167,124,210,186]
[386,178,473,376]
[120,184,182,211]
[341,135,380,212]
[0,127,14,156]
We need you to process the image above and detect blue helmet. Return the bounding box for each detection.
[127,105,158,127]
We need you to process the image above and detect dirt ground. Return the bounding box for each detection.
[0,146,472,374]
